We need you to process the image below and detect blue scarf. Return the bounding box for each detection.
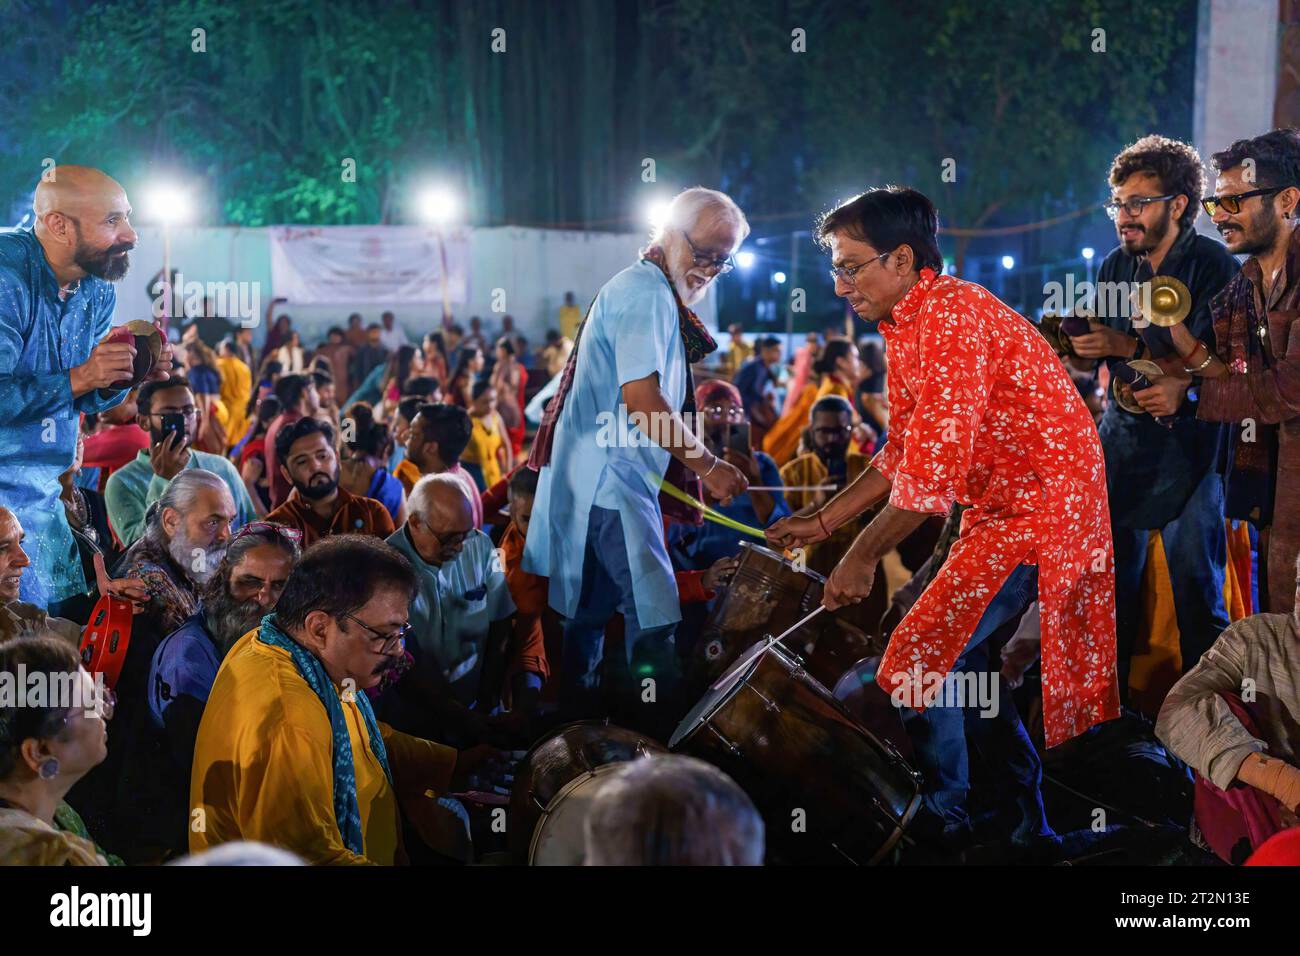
[256,613,393,855]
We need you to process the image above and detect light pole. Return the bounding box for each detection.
[145,184,191,336]
[419,187,459,326]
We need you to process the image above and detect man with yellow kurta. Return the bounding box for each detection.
[189,534,500,864]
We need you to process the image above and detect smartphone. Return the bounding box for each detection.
[159,412,187,446]
[727,422,752,458]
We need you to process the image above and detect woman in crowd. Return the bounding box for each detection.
[339,402,408,525]
[216,337,252,451]
[260,313,292,366]
[0,636,118,866]
[446,345,485,408]
[762,337,862,466]
[183,339,231,454]
[235,395,283,515]
[461,379,512,491]
[379,344,424,417]
[274,329,308,374]
[490,335,528,456]
[423,331,450,388]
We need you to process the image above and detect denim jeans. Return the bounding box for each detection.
[901,562,1051,844]
[1114,468,1228,698]
[560,506,680,736]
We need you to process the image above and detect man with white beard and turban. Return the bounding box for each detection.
[68,468,235,859]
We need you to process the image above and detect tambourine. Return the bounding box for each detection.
[106,320,163,389]
[79,593,134,690]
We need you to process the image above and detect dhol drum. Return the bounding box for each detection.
[689,542,875,695]
[671,640,921,865]
[509,721,666,865]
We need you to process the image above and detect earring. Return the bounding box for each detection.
[38,758,59,780]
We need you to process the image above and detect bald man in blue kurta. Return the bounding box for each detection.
[0,166,173,609]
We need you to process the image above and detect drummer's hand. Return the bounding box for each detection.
[702,455,747,505]
[451,744,524,795]
[92,552,149,612]
[147,325,177,382]
[823,549,876,611]
[703,555,740,592]
[766,513,828,550]
[1132,376,1187,418]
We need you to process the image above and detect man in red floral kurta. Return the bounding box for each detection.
[770,187,1119,847]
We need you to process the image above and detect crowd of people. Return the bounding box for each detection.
[2,127,1299,867]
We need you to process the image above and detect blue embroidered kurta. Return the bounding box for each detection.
[0,228,128,606]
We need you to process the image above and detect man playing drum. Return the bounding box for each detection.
[768,187,1119,851]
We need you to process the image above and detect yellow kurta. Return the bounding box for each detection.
[216,355,251,450]
[462,414,505,488]
[190,628,458,865]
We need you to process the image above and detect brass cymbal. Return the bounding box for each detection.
[1143,275,1191,327]
[1111,359,1164,414]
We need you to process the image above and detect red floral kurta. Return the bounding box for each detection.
[873,269,1119,747]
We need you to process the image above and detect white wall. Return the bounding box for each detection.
[112,225,718,347]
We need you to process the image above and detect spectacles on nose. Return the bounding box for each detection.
[1103,194,1173,220]
[342,612,412,653]
[703,404,745,424]
[829,252,889,284]
[1200,187,1288,218]
[681,231,735,275]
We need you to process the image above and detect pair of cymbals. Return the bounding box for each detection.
[106,320,163,388]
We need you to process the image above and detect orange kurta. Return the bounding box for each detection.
[874,269,1119,747]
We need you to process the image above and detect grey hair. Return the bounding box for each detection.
[144,469,232,545]
[645,187,750,250]
[169,841,305,866]
[583,755,764,866]
[407,472,469,523]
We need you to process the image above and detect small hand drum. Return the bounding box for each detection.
[106,320,163,388]
[79,592,134,690]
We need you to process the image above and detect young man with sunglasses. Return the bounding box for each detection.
[1167,128,1300,615]
[1066,135,1239,697]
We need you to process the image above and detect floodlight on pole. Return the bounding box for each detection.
[1001,255,1015,270]
[736,250,756,270]
[1081,247,1095,261]
[645,197,671,230]
[144,183,192,334]
[773,271,787,284]
[419,187,458,225]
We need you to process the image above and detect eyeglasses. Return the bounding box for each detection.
[1200,187,1288,217]
[341,612,412,654]
[682,231,735,275]
[230,521,303,546]
[702,404,746,424]
[53,687,116,733]
[1103,195,1174,220]
[829,252,889,284]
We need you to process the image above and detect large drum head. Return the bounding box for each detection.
[737,541,828,583]
[670,639,787,749]
[529,764,624,865]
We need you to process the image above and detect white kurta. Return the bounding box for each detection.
[523,260,687,628]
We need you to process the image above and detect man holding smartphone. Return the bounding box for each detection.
[105,375,256,547]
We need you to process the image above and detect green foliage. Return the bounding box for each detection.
[0,0,1195,241]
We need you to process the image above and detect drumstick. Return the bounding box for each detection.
[710,604,826,690]
[650,471,766,539]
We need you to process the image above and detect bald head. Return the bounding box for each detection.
[33,166,136,283]
[407,474,476,565]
